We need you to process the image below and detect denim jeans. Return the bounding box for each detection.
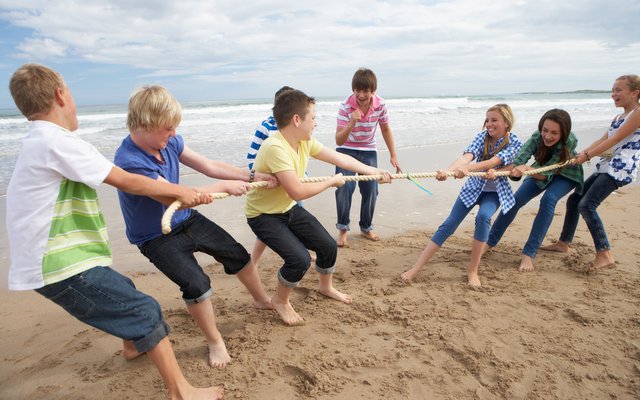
[139,211,250,303]
[334,148,378,232]
[247,205,337,287]
[559,173,628,251]
[488,176,576,258]
[35,266,170,353]
[431,192,500,246]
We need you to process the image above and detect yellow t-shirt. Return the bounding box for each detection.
[245,132,323,218]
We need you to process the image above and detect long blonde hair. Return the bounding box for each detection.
[481,103,515,161]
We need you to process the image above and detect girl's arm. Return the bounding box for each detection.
[576,111,640,163]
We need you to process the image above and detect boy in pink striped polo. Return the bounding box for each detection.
[335,68,402,247]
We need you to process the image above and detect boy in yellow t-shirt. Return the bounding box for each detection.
[245,89,391,326]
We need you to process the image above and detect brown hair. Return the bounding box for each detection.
[272,89,316,128]
[9,63,65,119]
[534,109,572,165]
[351,68,377,92]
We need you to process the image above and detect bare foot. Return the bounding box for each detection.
[400,267,420,281]
[360,230,379,241]
[310,252,317,262]
[585,250,615,273]
[122,340,145,361]
[518,255,535,272]
[207,340,231,369]
[271,298,304,326]
[540,240,569,253]
[467,272,481,287]
[337,230,348,247]
[318,286,353,304]
[185,385,224,400]
[253,300,273,310]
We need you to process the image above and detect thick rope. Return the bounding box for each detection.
[161,161,571,234]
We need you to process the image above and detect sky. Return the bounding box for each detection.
[0,0,639,109]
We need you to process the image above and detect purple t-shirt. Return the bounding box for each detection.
[115,134,191,245]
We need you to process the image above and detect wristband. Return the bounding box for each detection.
[583,150,591,160]
[249,169,255,183]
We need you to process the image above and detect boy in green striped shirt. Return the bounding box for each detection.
[6,63,223,399]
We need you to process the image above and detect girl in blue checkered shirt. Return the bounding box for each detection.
[401,104,523,287]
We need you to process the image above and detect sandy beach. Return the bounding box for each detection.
[1,139,639,399]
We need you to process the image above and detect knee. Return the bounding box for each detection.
[475,211,493,227]
[286,252,312,276]
[181,274,212,301]
[539,195,560,213]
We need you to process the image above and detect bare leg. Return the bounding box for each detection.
[360,230,379,242]
[400,240,441,281]
[318,273,352,304]
[147,337,224,400]
[271,282,304,326]
[337,229,348,247]
[540,240,570,253]
[250,239,267,268]
[186,301,231,369]
[482,245,493,256]
[235,261,272,310]
[123,339,144,360]
[518,255,535,272]
[587,249,615,272]
[467,240,484,287]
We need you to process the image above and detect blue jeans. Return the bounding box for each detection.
[35,266,170,353]
[431,192,500,246]
[559,173,628,251]
[139,211,250,303]
[488,176,576,257]
[247,205,337,287]
[335,148,378,232]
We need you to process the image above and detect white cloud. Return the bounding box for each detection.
[1,0,638,98]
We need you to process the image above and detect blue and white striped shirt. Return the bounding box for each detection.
[458,130,523,214]
[247,116,278,170]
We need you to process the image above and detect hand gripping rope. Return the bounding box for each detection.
[160,161,571,234]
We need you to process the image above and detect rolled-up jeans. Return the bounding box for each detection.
[559,173,628,251]
[36,266,169,353]
[247,205,337,287]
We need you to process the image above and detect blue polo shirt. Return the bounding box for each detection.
[115,134,191,245]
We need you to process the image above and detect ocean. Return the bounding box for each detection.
[0,91,616,195]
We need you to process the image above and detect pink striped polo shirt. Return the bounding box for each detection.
[336,93,389,151]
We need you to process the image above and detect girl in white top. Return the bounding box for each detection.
[542,74,640,272]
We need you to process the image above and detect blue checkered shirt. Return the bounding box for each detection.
[458,130,523,214]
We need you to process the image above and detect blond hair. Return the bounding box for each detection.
[617,75,640,101]
[127,85,182,132]
[9,63,65,119]
[482,104,515,161]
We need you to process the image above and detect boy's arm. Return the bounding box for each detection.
[379,123,402,173]
[335,110,361,146]
[276,169,345,202]
[314,147,390,178]
[104,166,205,207]
[180,144,278,188]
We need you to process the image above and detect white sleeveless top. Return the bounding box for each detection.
[595,107,640,183]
